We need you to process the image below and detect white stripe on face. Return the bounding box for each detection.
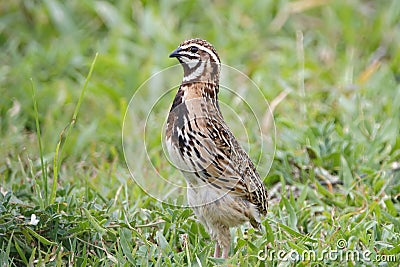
[180,43,220,64]
[183,60,205,82]
[180,54,200,69]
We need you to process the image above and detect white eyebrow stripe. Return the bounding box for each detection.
[180,43,220,64]
[179,51,200,59]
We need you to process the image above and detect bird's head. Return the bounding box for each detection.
[170,38,221,83]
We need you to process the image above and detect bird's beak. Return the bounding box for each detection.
[169,47,182,58]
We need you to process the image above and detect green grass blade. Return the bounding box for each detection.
[24,227,57,246]
[14,237,28,264]
[30,79,48,207]
[50,53,99,205]
[119,228,135,265]
[82,207,106,235]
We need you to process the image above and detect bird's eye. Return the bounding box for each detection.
[190,46,198,53]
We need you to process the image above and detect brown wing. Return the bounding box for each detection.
[188,113,268,215]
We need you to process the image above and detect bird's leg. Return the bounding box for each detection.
[222,245,229,259]
[218,225,231,258]
[214,242,221,258]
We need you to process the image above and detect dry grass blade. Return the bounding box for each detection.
[269,0,331,31]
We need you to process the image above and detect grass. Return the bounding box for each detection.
[1,0,400,266]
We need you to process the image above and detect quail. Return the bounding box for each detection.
[166,38,268,258]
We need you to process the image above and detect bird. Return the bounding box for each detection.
[165,38,268,258]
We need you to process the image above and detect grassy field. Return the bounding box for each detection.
[1,0,400,266]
